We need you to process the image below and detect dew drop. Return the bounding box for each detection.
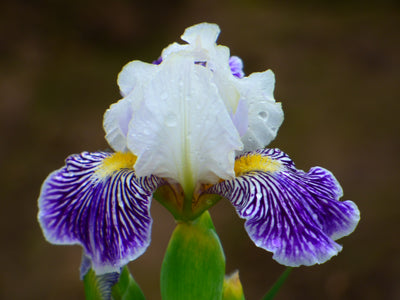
[161,92,168,100]
[142,128,150,135]
[165,113,177,127]
[258,111,268,119]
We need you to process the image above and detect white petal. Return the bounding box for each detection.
[103,22,284,187]
[127,53,243,189]
[161,23,220,61]
[104,61,158,151]
[161,42,189,59]
[181,23,220,48]
[208,45,241,112]
[117,60,157,97]
[163,23,241,114]
[238,70,284,152]
[103,97,133,152]
[231,99,249,137]
[161,23,282,147]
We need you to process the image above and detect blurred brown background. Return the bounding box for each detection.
[1,0,399,299]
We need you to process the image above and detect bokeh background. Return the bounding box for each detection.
[1,0,399,299]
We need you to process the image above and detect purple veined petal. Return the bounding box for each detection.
[38,151,164,274]
[229,56,244,78]
[208,148,360,267]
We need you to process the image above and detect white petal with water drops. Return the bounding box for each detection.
[127,53,243,189]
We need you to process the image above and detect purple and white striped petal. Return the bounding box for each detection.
[208,148,360,267]
[38,151,163,274]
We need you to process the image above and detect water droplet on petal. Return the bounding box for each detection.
[258,111,268,119]
[161,92,168,100]
[143,128,150,135]
[165,113,177,127]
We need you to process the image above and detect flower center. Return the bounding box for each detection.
[234,153,281,176]
[96,152,137,178]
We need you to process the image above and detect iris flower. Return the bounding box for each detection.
[38,23,360,276]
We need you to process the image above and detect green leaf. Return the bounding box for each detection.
[262,267,292,300]
[161,211,225,300]
[112,266,146,300]
[83,269,119,300]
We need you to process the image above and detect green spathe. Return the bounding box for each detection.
[161,211,225,300]
[83,269,104,300]
[83,266,145,300]
[112,266,146,300]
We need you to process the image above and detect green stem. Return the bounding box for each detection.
[182,186,194,217]
[261,267,292,300]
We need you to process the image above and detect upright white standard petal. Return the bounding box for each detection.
[181,22,220,48]
[103,22,284,187]
[162,23,240,115]
[117,60,158,97]
[127,53,243,191]
[161,23,283,151]
[238,70,284,152]
[104,61,158,152]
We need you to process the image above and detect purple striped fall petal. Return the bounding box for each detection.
[207,148,360,266]
[38,151,163,274]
